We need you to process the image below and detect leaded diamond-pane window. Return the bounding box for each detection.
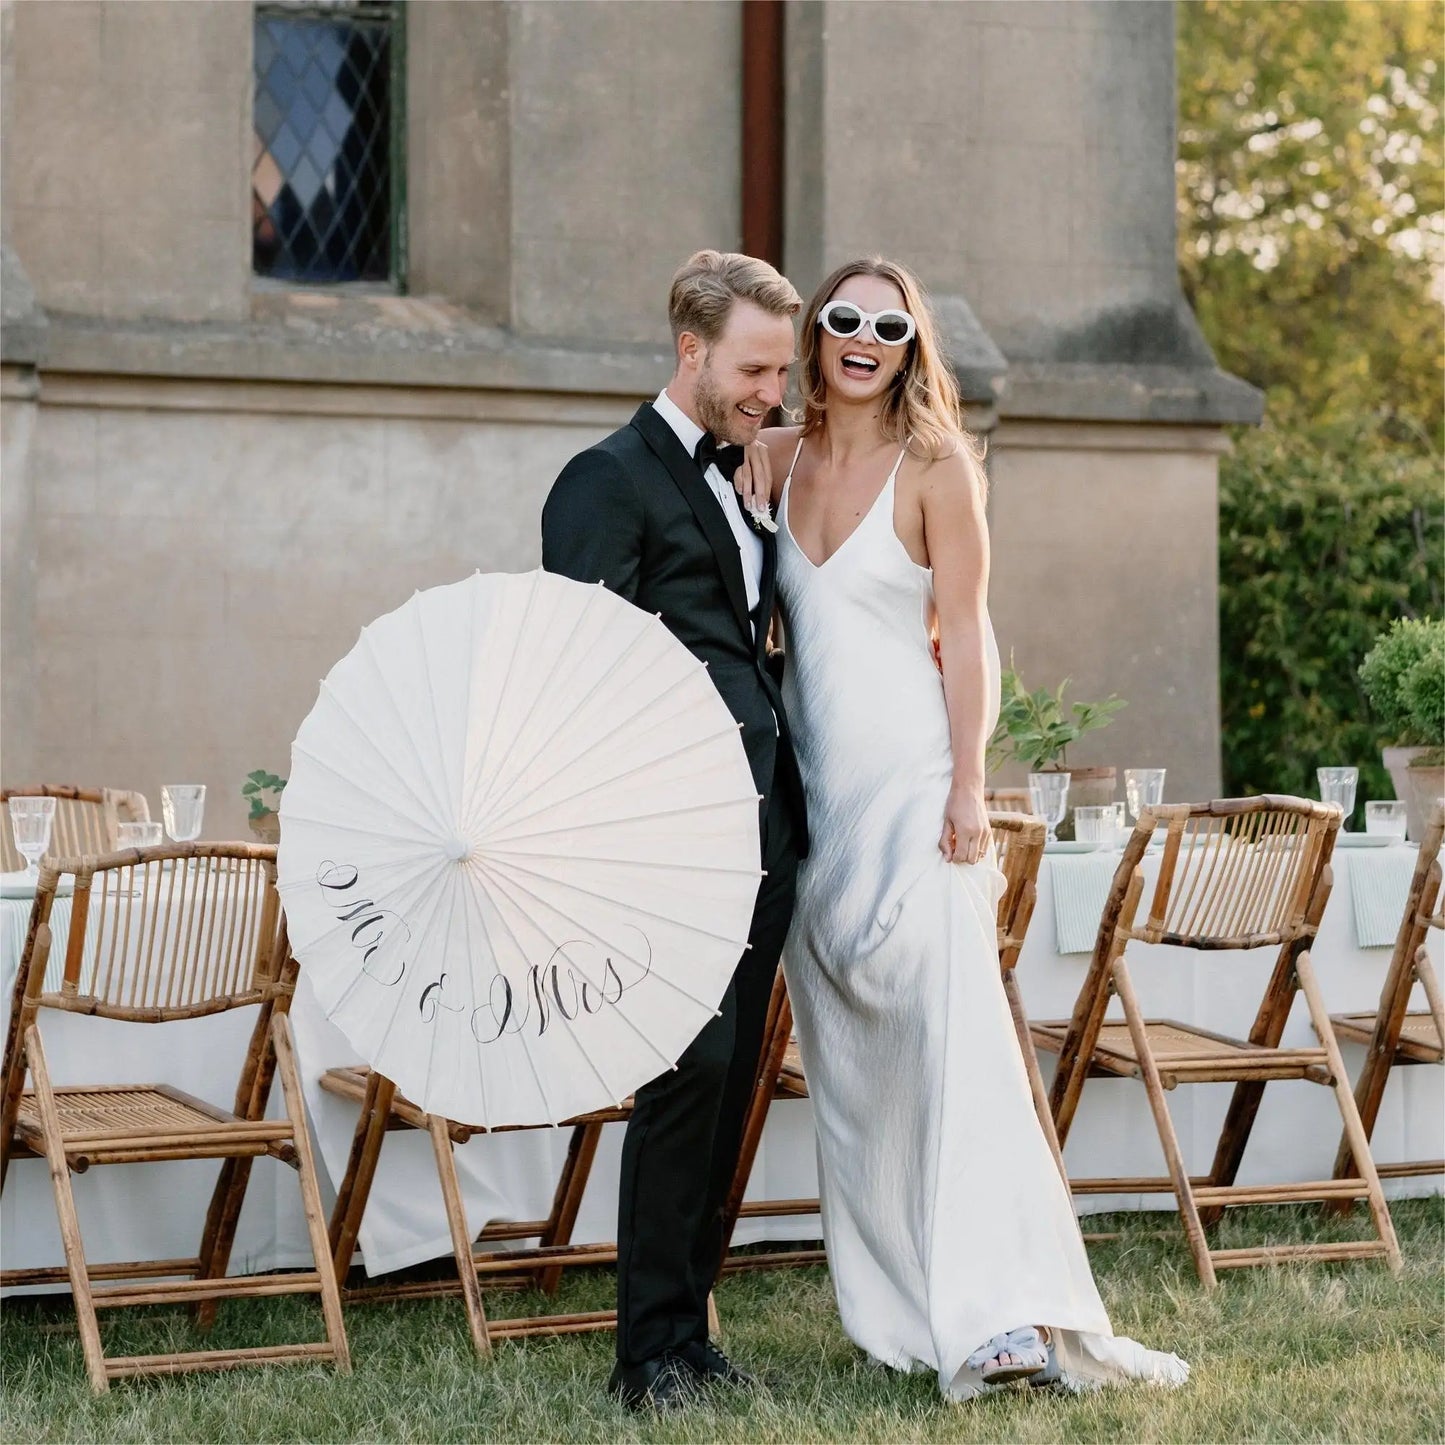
[252,2,403,284]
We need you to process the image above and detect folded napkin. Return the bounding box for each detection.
[1050,853,1120,955]
[1347,847,1417,949]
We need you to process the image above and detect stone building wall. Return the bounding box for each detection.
[1,0,1257,835]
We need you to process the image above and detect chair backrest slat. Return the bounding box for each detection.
[990,811,1047,966]
[1127,797,1340,950]
[30,845,286,1021]
[0,786,151,871]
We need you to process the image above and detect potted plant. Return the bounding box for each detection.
[987,667,1126,838]
[1359,618,1445,841]
[242,770,286,845]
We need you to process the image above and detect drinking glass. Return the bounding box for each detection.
[116,820,164,849]
[1107,800,1129,850]
[1124,768,1166,822]
[1073,805,1112,850]
[8,796,56,877]
[1364,800,1408,843]
[1317,767,1358,829]
[1028,771,1070,845]
[162,785,206,843]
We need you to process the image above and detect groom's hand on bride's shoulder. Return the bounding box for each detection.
[733,441,774,520]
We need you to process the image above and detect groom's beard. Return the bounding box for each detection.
[694,361,750,446]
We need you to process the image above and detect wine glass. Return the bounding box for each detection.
[1028,771,1070,845]
[1124,768,1166,823]
[162,785,206,843]
[1317,767,1358,830]
[8,796,57,878]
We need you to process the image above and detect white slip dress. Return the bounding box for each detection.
[775,437,1189,1401]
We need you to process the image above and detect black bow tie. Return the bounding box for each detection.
[694,433,746,480]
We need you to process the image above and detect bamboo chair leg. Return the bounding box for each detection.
[1110,963,1218,1289]
[1296,951,1404,1274]
[26,1026,109,1393]
[272,1015,352,1373]
[1201,947,1300,1227]
[1003,970,1066,1181]
[707,1290,721,1341]
[329,1070,396,1283]
[193,1160,256,1332]
[1416,947,1445,1049]
[428,1115,492,1360]
[196,995,281,1316]
[536,1121,604,1296]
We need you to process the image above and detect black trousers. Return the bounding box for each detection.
[614,779,799,1364]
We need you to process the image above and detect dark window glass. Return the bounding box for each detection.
[252,2,401,284]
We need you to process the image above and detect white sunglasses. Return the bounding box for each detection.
[818,299,917,347]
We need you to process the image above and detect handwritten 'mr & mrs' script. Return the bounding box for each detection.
[316,859,652,1043]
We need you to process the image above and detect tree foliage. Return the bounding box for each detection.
[1218,418,1442,806]
[1177,0,1443,439]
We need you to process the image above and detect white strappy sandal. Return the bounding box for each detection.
[967,1325,1056,1386]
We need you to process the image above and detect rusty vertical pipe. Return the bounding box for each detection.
[741,0,785,266]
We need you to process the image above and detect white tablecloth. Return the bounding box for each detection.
[3,846,1440,1284]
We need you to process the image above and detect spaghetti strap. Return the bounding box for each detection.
[885,442,909,486]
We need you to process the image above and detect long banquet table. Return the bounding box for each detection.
[3,842,1441,1285]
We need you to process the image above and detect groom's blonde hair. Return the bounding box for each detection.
[668,250,801,346]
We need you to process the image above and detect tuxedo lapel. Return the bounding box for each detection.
[756,526,778,662]
[630,404,752,638]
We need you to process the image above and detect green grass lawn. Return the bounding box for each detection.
[2,1200,1441,1443]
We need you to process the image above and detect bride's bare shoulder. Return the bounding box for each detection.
[759,424,803,460]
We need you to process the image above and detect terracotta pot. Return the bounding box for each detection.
[1382,746,1433,841]
[1405,764,1445,845]
[248,811,281,846]
[1056,765,1117,842]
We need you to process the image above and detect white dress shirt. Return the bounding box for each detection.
[652,389,763,622]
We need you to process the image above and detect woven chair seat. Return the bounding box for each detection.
[14,1084,233,1139]
[1034,1017,1329,1081]
[1331,1009,1443,1064]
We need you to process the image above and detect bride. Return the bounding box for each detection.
[732,257,1189,1401]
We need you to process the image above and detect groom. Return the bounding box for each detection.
[542,250,808,1410]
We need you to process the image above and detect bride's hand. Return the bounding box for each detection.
[733,440,773,517]
[941,785,992,865]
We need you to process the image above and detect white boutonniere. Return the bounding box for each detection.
[746,503,778,535]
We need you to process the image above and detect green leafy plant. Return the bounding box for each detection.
[1219,418,1443,800]
[1359,617,1445,763]
[241,769,287,822]
[986,666,1126,773]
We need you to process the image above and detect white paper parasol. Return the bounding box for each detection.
[277,569,762,1127]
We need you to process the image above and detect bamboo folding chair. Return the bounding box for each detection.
[1328,802,1444,1186]
[0,785,151,872]
[321,1065,636,1359]
[0,844,349,1392]
[718,812,1059,1272]
[1031,797,1403,1288]
[322,983,807,1355]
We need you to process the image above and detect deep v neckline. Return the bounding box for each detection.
[782,439,909,572]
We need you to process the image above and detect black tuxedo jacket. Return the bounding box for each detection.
[541,402,809,857]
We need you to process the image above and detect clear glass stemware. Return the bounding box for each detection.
[1317,767,1358,830]
[1028,771,1071,845]
[1124,768,1167,823]
[162,785,207,844]
[8,796,57,877]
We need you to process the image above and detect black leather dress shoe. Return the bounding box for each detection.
[674,1338,760,1390]
[607,1355,697,1412]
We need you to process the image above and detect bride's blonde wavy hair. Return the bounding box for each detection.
[799,257,984,477]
